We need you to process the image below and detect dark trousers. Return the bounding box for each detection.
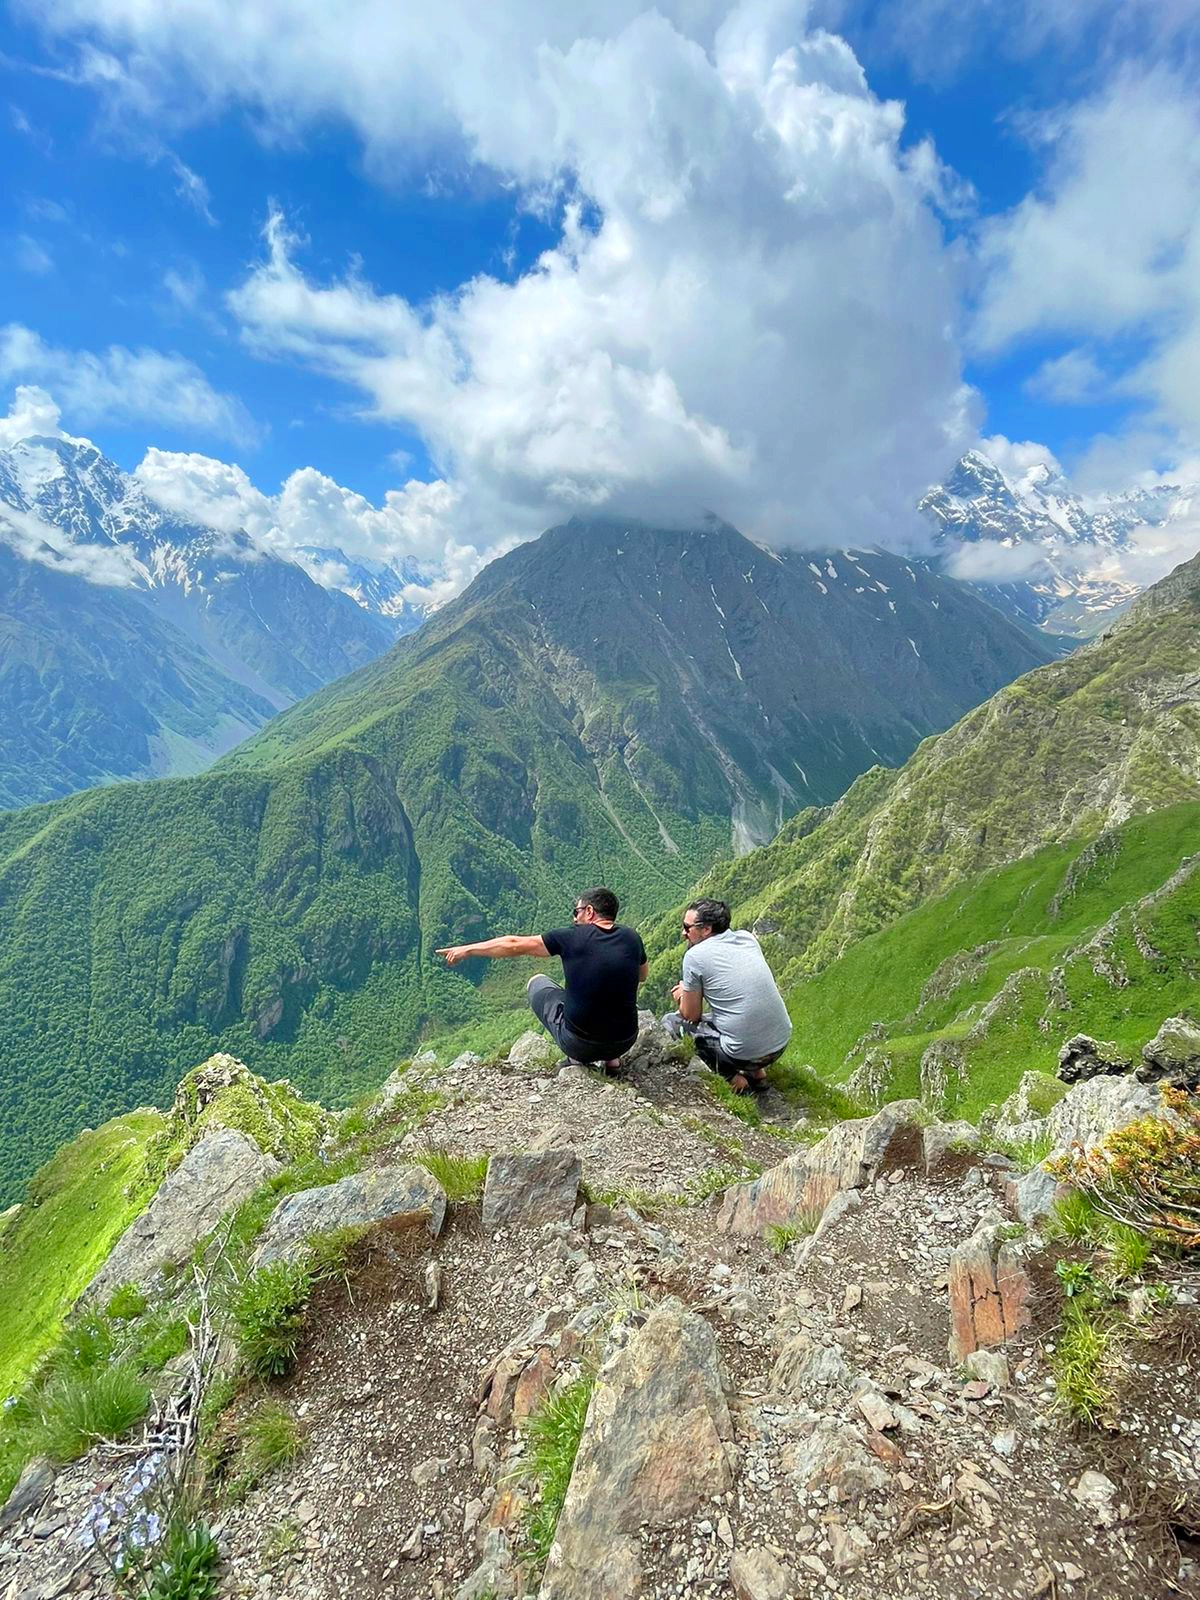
[527,976,635,1064]
[663,1010,785,1083]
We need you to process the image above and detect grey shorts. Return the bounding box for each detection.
[527,976,636,1064]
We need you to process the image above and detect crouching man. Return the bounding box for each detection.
[663,898,791,1093]
[437,886,647,1071]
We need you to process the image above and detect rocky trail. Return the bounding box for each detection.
[2,1021,1197,1600]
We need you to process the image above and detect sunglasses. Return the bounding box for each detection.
[572,904,587,918]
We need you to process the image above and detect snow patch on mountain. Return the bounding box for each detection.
[921,448,1200,636]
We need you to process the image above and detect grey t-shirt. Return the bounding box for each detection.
[680,929,793,1061]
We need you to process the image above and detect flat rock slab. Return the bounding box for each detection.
[482,1150,581,1232]
[948,1211,1032,1361]
[253,1163,447,1267]
[90,1128,279,1297]
[540,1298,732,1600]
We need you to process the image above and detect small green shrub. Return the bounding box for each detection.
[34,1362,150,1461]
[230,1260,313,1379]
[522,1374,595,1565]
[136,1316,190,1372]
[1055,1259,1095,1299]
[415,1148,489,1203]
[139,1518,220,1600]
[105,1284,148,1322]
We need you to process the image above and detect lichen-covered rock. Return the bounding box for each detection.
[90,1128,279,1297]
[253,1163,446,1267]
[1006,1162,1067,1224]
[540,1299,732,1600]
[771,1334,851,1399]
[717,1101,924,1236]
[482,1150,581,1232]
[138,1055,327,1192]
[1056,1034,1132,1084]
[947,1211,1031,1361]
[993,1070,1069,1129]
[1139,1016,1200,1089]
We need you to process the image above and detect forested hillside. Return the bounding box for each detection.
[0,515,1049,1201]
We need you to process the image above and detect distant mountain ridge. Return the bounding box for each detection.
[0,435,414,805]
[921,448,1197,637]
[0,512,1050,1201]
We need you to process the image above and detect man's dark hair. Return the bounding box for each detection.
[688,898,731,934]
[579,886,619,920]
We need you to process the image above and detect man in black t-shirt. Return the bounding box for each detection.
[436,887,647,1068]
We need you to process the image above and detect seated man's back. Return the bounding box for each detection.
[682,927,792,1061]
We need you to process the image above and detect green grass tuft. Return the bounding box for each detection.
[105,1284,149,1322]
[415,1147,489,1202]
[764,1210,821,1252]
[239,1399,306,1481]
[522,1374,595,1566]
[1047,1191,1106,1246]
[1051,1302,1112,1424]
[32,1361,151,1463]
[1105,1221,1153,1280]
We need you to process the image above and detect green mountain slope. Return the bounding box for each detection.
[643,550,1200,1110]
[0,546,274,808]
[785,803,1199,1115]
[647,548,1200,988]
[0,1108,164,1398]
[0,517,1049,1202]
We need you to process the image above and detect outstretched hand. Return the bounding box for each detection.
[437,946,472,966]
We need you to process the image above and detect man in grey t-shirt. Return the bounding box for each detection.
[662,898,792,1093]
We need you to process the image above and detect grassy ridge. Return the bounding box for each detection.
[0,1109,163,1398]
[777,803,1199,1114]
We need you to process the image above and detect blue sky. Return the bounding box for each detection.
[1,0,1198,587]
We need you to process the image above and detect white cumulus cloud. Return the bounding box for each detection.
[23,0,977,550]
[0,324,257,444]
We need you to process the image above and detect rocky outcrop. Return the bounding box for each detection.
[717,1101,924,1236]
[253,1163,446,1267]
[90,1129,279,1297]
[0,1459,53,1533]
[1045,1076,1161,1151]
[947,1212,1032,1361]
[482,1151,581,1232]
[1139,1016,1200,1089]
[540,1299,732,1600]
[1056,1034,1131,1084]
[506,1031,559,1072]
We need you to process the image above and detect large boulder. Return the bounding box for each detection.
[540,1299,732,1600]
[1139,1016,1200,1089]
[717,1101,924,1236]
[947,1212,1032,1361]
[253,1163,446,1267]
[90,1128,279,1297]
[482,1151,581,1232]
[1045,1076,1161,1151]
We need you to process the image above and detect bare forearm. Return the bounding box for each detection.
[460,935,528,959]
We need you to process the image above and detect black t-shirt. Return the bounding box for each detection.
[541,923,647,1046]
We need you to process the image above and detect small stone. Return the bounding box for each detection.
[1072,1469,1120,1527]
[1062,1562,1086,1584]
[841,1283,863,1316]
[716,1514,735,1549]
[729,1547,797,1599]
[855,1391,897,1432]
[424,1261,442,1310]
